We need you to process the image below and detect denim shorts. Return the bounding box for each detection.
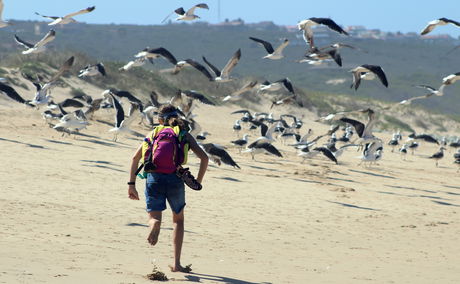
[145,172,185,213]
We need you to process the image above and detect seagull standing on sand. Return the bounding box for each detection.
[187,49,241,82]
[35,6,96,26]
[14,30,56,54]
[350,64,389,90]
[420,18,460,35]
[79,63,106,77]
[429,147,446,167]
[231,134,250,150]
[0,0,11,28]
[249,37,289,60]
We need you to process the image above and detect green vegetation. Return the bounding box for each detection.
[383,115,415,133]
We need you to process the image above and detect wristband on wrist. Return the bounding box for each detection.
[127,181,135,185]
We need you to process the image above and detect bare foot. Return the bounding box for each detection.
[147,220,160,246]
[168,264,192,273]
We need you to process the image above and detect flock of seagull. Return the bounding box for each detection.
[0,1,460,171]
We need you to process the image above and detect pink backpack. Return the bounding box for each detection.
[142,126,189,174]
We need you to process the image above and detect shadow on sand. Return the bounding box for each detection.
[81,164,126,173]
[214,176,242,182]
[179,272,271,284]
[326,200,380,211]
[348,169,395,179]
[0,137,47,149]
[384,184,437,194]
[431,200,460,207]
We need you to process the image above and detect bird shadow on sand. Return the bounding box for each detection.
[125,223,148,227]
[95,119,114,127]
[0,137,48,149]
[443,185,460,190]
[81,164,126,173]
[72,131,101,139]
[179,272,271,284]
[326,200,380,211]
[44,139,73,145]
[326,176,361,184]
[292,178,322,184]
[214,176,242,182]
[81,159,122,167]
[348,169,395,179]
[384,184,437,194]
[431,200,460,207]
[79,138,127,148]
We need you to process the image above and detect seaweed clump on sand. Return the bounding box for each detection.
[146,266,168,281]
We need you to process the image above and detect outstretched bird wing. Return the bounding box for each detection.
[260,142,283,157]
[310,17,349,35]
[49,56,74,83]
[0,82,27,104]
[249,37,274,54]
[34,29,56,48]
[363,64,388,87]
[186,59,214,80]
[313,147,338,164]
[14,35,34,49]
[221,49,241,79]
[182,90,215,105]
[340,117,365,138]
[186,3,209,16]
[34,12,59,21]
[64,6,96,19]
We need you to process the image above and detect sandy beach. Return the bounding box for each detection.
[1,87,460,284]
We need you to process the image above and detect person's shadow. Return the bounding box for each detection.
[180,272,272,284]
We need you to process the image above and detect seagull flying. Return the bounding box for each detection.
[107,94,137,141]
[298,17,348,49]
[350,64,388,90]
[0,0,11,28]
[201,143,240,168]
[14,30,56,54]
[119,57,153,71]
[187,49,241,82]
[421,18,460,35]
[135,47,190,74]
[442,72,460,86]
[258,78,295,94]
[222,80,257,102]
[0,82,33,106]
[35,6,96,26]
[173,3,209,21]
[249,37,289,60]
[78,63,106,77]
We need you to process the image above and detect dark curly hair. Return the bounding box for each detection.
[158,104,187,130]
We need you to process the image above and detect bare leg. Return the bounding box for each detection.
[147,211,162,246]
[169,210,190,272]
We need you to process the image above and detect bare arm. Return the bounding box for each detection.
[128,144,142,200]
[186,133,208,184]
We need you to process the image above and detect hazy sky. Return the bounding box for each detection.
[3,0,460,37]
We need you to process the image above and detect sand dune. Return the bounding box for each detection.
[0,88,459,284]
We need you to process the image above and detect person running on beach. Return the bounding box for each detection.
[127,104,208,272]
